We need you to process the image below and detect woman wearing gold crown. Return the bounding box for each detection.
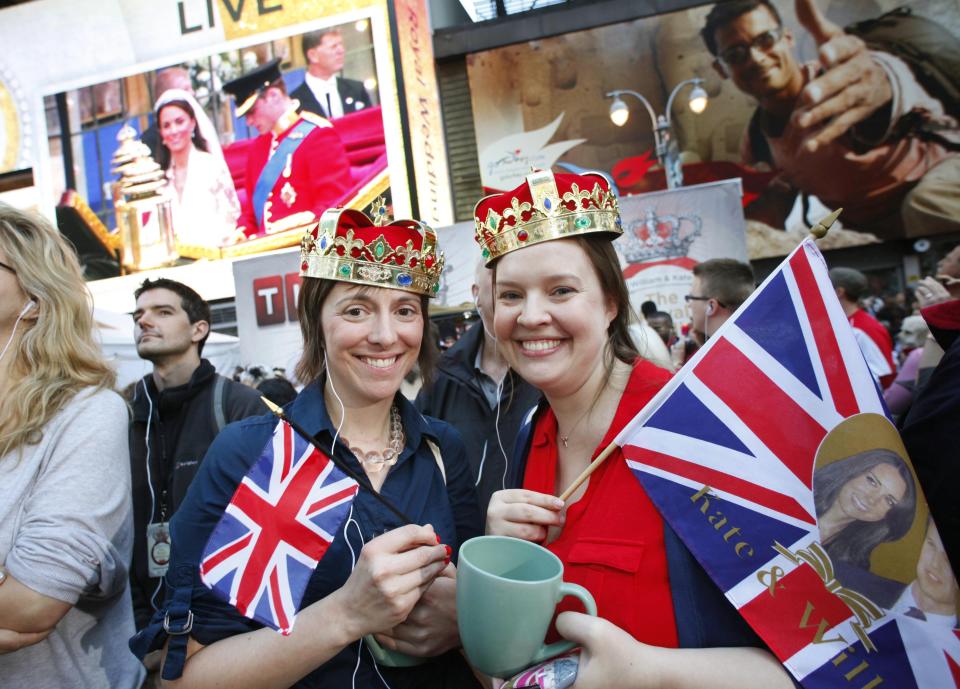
[478,170,794,688]
[130,208,483,688]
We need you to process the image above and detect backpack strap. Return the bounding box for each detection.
[212,375,227,434]
[159,563,196,679]
[128,561,196,681]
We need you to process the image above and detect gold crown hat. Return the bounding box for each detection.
[473,169,623,264]
[300,208,444,297]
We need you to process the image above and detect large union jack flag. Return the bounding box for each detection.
[200,420,359,634]
[619,240,960,688]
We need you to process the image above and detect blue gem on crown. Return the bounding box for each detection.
[397,273,413,287]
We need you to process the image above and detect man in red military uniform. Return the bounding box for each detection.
[223,59,352,238]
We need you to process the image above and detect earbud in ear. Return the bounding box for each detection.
[706,303,715,316]
[19,300,35,318]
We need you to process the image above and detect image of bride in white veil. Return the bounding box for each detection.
[155,88,241,247]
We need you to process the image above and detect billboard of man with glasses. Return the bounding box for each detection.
[701,0,959,240]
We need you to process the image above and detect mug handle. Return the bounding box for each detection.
[528,582,598,666]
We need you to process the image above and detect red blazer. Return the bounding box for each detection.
[239,113,352,237]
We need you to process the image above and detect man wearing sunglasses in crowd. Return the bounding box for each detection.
[701,0,959,240]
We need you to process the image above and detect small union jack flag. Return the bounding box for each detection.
[619,240,960,688]
[200,420,359,634]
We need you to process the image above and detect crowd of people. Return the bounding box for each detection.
[2,1,959,688]
[3,167,957,688]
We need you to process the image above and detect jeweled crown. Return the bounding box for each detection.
[300,208,444,297]
[473,169,623,264]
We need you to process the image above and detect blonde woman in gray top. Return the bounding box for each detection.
[0,203,144,689]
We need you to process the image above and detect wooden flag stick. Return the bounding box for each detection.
[558,441,620,503]
[261,397,416,526]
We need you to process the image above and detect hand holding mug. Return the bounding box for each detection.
[374,562,460,657]
[336,524,447,641]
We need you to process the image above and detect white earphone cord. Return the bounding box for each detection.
[471,300,510,491]
[0,301,34,366]
[330,351,393,689]
[139,379,165,612]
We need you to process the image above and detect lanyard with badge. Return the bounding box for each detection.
[144,388,172,579]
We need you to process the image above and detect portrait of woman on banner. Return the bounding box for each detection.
[814,448,917,572]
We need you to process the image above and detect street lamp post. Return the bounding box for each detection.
[606,78,708,189]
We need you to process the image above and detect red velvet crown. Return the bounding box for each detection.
[300,208,444,296]
[473,169,622,264]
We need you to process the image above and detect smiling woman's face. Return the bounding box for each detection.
[492,239,616,399]
[319,283,423,407]
[835,462,907,524]
[159,104,196,155]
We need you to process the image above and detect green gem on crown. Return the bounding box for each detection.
[575,216,591,229]
[481,248,490,258]
[338,264,351,277]
[373,239,387,259]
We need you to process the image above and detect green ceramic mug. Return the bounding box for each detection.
[457,535,597,678]
[363,634,424,667]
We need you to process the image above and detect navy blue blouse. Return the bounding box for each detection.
[131,382,483,688]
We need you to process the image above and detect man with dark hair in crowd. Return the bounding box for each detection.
[256,375,298,407]
[829,266,895,389]
[291,28,372,119]
[640,300,658,320]
[701,0,958,238]
[128,278,264,633]
[687,258,755,341]
[646,311,676,346]
[416,259,540,519]
[223,59,352,238]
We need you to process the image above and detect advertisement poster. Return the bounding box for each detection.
[465,0,960,242]
[1,0,451,238]
[615,179,747,327]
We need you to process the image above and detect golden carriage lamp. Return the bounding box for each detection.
[606,78,708,190]
[110,125,177,271]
